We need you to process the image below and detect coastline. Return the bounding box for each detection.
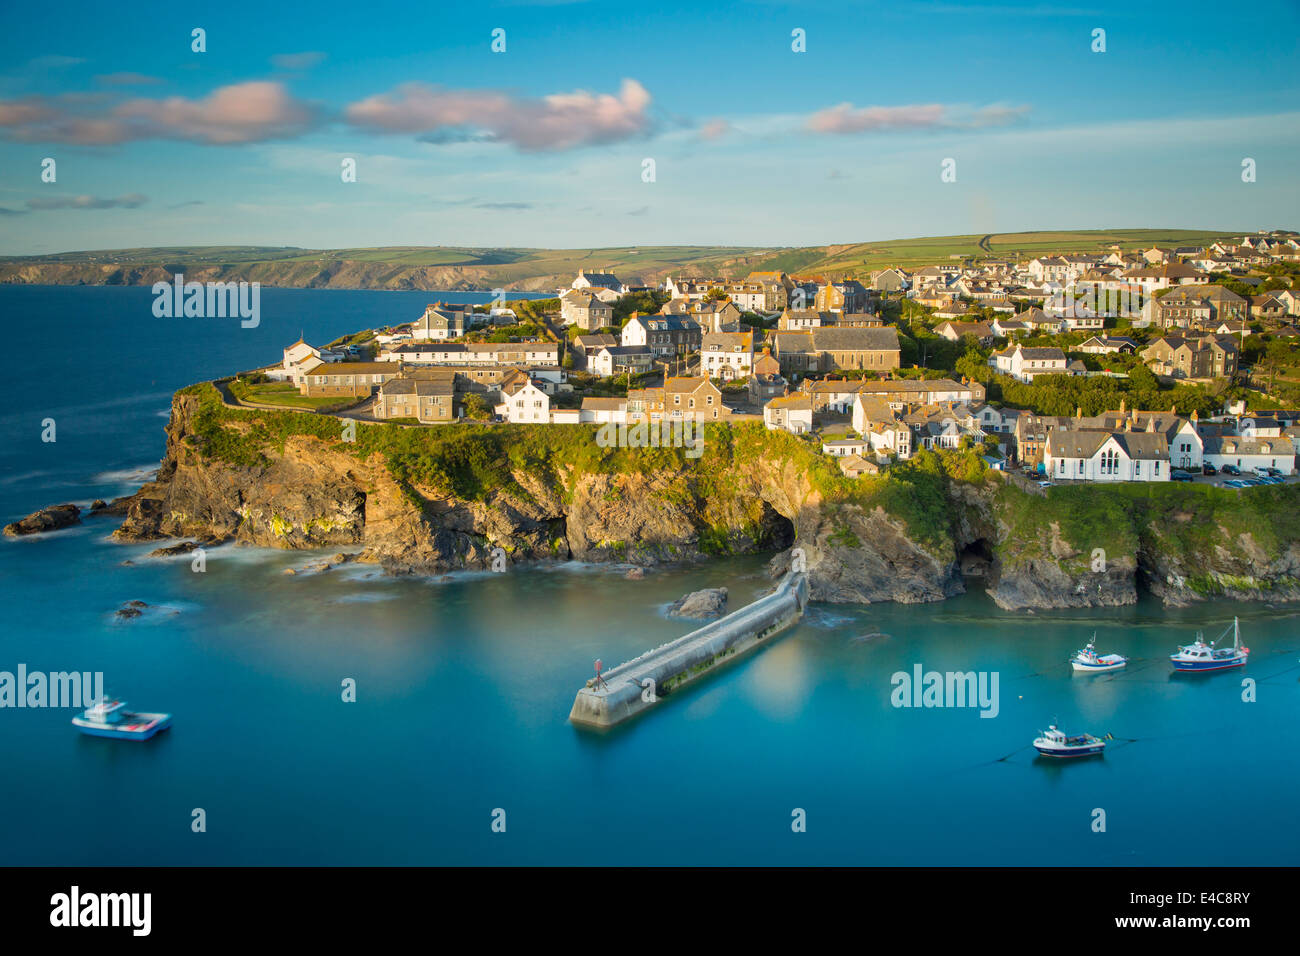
[56,382,1300,612]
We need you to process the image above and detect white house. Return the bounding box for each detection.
[700,331,755,380]
[589,345,653,378]
[1202,435,1296,475]
[990,344,1069,383]
[272,338,342,383]
[822,437,868,457]
[570,270,625,302]
[1044,427,1170,482]
[495,379,550,424]
[763,395,813,434]
[412,303,473,340]
[579,397,628,424]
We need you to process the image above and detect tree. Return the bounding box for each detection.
[462,394,491,420]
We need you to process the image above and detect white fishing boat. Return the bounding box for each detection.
[1071,635,1127,672]
[71,697,172,740]
[1171,617,1249,673]
[1033,725,1108,758]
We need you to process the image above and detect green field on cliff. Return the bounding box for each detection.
[3,229,1241,289]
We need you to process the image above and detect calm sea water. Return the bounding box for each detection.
[0,286,1297,866]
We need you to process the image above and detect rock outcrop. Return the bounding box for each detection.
[4,503,81,536]
[668,587,729,619]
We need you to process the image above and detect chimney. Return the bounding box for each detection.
[1119,398,1126,414]
[1076,406,1082,419]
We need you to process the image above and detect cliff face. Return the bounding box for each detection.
[113,392,1300,609]
[114,393,955,604]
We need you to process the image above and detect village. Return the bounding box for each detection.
[237,232,1300,488]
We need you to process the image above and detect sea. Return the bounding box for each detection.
[0,285,1296,865]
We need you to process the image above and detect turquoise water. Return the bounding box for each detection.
[1,286,1297,866]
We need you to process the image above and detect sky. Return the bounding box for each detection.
[1,0,1298,255]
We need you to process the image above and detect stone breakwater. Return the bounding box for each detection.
[568,573,809,729]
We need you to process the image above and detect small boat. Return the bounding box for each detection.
[1170,617,1249,673]
[71,697,172,740]
[1071,635,1127,672]
[1033,725,1107,758]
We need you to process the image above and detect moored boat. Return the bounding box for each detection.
[1171,618,1249,673]
[1033,725,1107,758]
[1071,635,1127,672]
[71,697,172,740]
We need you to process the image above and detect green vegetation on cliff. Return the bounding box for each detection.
[991,477,1300,590]
[178,382,985,555]
[177,381,1300,581]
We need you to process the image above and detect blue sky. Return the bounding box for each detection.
[1,0,1298,254]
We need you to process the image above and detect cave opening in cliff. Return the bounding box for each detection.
[758,502,796,552]
[959,538,995,578]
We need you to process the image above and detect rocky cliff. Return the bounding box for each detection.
[107,386,1300,609]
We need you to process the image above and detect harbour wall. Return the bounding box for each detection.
[568,572,809,729]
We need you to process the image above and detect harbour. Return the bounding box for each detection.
[0,286,1297,867]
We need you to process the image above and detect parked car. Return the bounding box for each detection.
[1254,467,1272,477]
[1202,464,1218,476]
[1265,467,1284,478]
[1036,480,1055,488]
[1220,464,1241,475]
[1170,471,1194,482]
[1224,480,1245,488]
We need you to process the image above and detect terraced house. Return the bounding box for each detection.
[1141,335,1238,379]
[620,314,702,357]
[380,341,560,368]
[560,289,614,331]
[700,331,755,380]
[1154,285,1248,330]
[770,327,901,375]
[373,371,456,422]
[1202,435,1296,475]
[626,376,726,423]
[299,360,403,398]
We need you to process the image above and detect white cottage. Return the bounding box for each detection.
[1044,426,1170,482]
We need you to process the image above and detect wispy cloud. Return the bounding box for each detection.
[345,78,653,151]
[806,102,1029,135]
[95,72,164,86]
[0,82,320,144]
[20,193,149,212]
[697,119,730,142]
[271,51,327,70]
[28,55,86,70]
